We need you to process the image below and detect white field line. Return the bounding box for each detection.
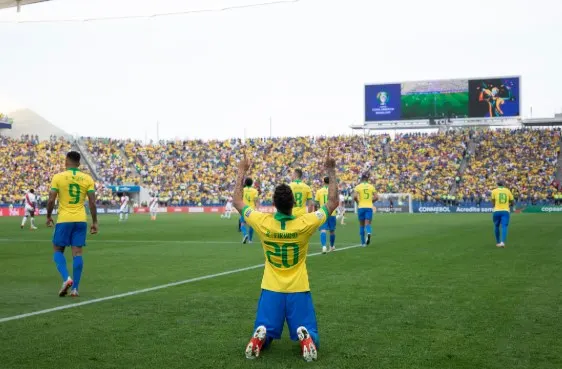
[0,244,363,324]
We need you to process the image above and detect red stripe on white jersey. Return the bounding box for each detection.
[25,194,33,208]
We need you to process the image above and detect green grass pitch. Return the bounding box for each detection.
[1,213,561,369]
[401,92,469,119]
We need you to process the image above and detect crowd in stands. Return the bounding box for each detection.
[83,137,138,186]
[1,128,560,207]
[458,128,561,205]
[0,136,71,205]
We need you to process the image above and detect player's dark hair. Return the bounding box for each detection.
[294,169,303,179]
[244,178,253,187]
[29,189,34,194]
[324,176,329,185]
[66,151,81,164]
[497,180,505,187]
[273,184,295,216]
[361,174,369,182]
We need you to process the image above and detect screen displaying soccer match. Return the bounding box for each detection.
[365,76,520,122]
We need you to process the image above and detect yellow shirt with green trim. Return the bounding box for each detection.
[242,205,329,292]
[491,187,514,212]
[315,186,336,216]
[289,180,313,217]
[354,182,376,209]
[50,168,95,223]
[243,186,259,208]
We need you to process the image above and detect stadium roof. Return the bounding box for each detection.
[0,0,51,11]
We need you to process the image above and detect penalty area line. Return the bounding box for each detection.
[0,244,363,324]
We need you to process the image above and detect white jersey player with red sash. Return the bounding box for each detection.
[337,193,346,225]
[149,194,158,221]
[119,194,130,222]
[222,197,233,219]
[21,189,38,230]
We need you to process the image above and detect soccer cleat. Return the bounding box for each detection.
[496,243,502,247]
[297,326,317,362]
[499,242,505,248]
[31,226,38,230]
[242,235,249,244]
[58,277,73,297]
[20,225,24,230]
[322,246,327,254]
[245,325,267,359]
[70,289,79,297]
[330,246,336,252]
[366,234,371,246]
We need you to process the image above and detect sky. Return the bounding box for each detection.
[0,0,561,140]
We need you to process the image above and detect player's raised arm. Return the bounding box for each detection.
[233,153,252,213]
[324,147,338,215]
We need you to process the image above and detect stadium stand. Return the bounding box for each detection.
[0,136,71,205]
[457,128,561,205]
[0,129,560,207]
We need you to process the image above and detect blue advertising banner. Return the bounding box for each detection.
[365,83,401,121]
[107,185,141,193]
[413,205,494,213]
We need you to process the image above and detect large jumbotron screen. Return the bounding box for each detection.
[365,76,520,122]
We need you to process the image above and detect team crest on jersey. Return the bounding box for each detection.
[245,208,253,217]
[315,211,324,219]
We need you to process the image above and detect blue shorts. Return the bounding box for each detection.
[493,211,510,227]
[254,289,319,347]
[357,208,373,222]
[52,222,87,247]
[320,216,336,232]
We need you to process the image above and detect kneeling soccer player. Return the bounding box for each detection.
[232,149,339,362]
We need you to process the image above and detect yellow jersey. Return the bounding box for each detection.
[243,186,259,208]
[50,168,95,223]
[315,186,336,216]
[354,182,376,208]
[242,205,328,292]
[491,187,514,212]
[289,180,312,217]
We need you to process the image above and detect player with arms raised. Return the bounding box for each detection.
[491,180,514,248]
[354,174,378,246]
[315,177,337,253]
[149,192,158,221]
[119,193,130,222]
[240,178,259,243]
[235,148,338,362]
[289,169,313,217]
[47,151,98,297]
[21,189,38,230]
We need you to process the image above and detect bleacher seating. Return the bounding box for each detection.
[0,129,560,206]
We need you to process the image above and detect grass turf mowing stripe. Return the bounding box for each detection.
[0,244,362,324]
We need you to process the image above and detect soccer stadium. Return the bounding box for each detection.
[1,1,562,368]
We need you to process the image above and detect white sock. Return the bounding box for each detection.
[125,213,129,220]
[21,216,28,226]
[30,218,35,227]
[119,213,123,220]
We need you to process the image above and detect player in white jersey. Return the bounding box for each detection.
[149,193,159,221]
[221,197,233,219]
[21,189,38,230]
[336,193,346,225]
[119,193,130,222]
